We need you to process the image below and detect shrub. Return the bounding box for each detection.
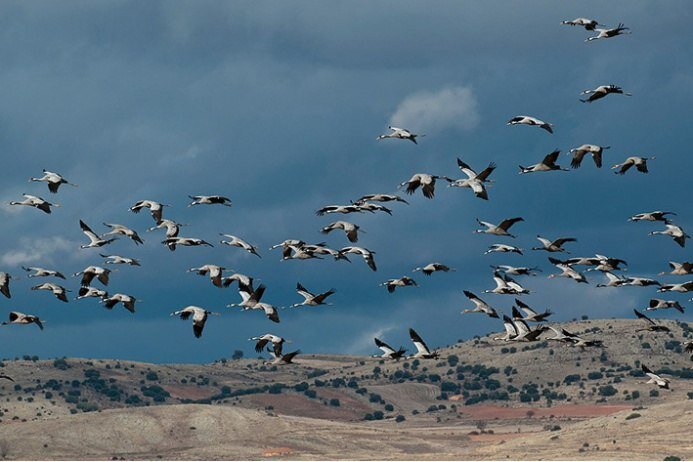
[625,413,641,420]
[598,385,617,397]
[329,398,340,407]
[145,372,159,381]
[395,415,406,423]
[587,372,603,380]
[384,404,394,412]
[53,358,70,370]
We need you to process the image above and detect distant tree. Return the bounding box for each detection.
[231,350,244,361]
[526,410,535,419]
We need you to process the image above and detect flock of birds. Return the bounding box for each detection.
[0,16,690,391]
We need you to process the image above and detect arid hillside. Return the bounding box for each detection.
[0,318,691,460]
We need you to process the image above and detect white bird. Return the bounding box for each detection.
[580,84,631,103]
[219,234,261,258]
[222,272,253,288]
[513,299,552,322]
[99,254,141,266]
[250,334,287,356]
[645,298,685,314]
[76,286,108,301]
[188,195,232,207]
[188,264,226,288]
[548,257,588,283]
[507,115,553,134]
[79,220,117,249]
[291,283,336,307]
[558,329,603,348]
[532,235,576,253]
[353,194,409,205]
[413,262,454,276]
[641,365,670,390]
[622,276,660,287]
[321,221,362,243]
[31,282,70,303]
[73,265,111,287]
[506,318,547,342]
[461,290,500,318]
[374,338,406,360]
[485,244,523,255]
[649,224,689,248]
[398,174,446,199]
[129,200,169,224]
[582,254,629,272]
[611,156,654,175]
[171,306,220,338]
[302,244,350,262]
[315,204,364,216]
[408,328,439,359]
[380,276,417,294]
[101,293,137,313]
[485,271,529,295]
[251,303,281,323]
[585,23,631,42]
[568,144,609,169]
[596,271,628,288]
[447,159,496,200]
[147,219,186,237]
[268,350,300,365]
[2,311,44,330]
[29,169,78,193]
[9,194,60,214]
[282,245,323,261]
[475,217,524,238]
[22,266,66,279]
[340,246,377,271]
[519,150,568,173]
[659,261,693,276]
[544,326,575,344]
[101,223,144,245]
[354,202,392,215]
[376,126,423,144]
[162,237,213,251]
[228,282,266,310]
[561,17,601,30]
[0,272,12,299]
[491,265,540,276]
[658,281,693,293]
[629,211,675,223]
[493,316,519,342]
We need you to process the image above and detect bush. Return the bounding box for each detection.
[373,411,384,420]
[663,457,681,461]
[53,358,70,370]
[598,385,617,397]
[625,413,641,420]
[384,404,394,412]
[145,372,159,381]
[587,372,603,380]
[231,350,244,360]
[395,415,406,423]
[329,398,340,407]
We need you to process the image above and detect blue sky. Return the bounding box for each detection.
[0,1,691,363]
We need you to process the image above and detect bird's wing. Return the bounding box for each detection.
[498,217,523,231]
[409,328,431,355]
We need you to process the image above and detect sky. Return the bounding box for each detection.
[0,1,691,363]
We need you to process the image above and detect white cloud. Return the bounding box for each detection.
[389,85,480,135]
[1,236,76,266]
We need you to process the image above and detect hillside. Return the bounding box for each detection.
[0,318,691,460]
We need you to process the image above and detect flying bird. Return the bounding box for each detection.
[291,283,336,307]
[408,328,439,359]
[447,159,496,200]
[568,144,609,169]
[376,126,423,144]
[485,271,529,295]
[315,204,364,216]
[162,237,214,251]
[320,221,362,243]
[649,223,689,247]
[629,211,675,223]
[561,17,601,30]
[398,174,446,199]
[611,156,654,174]
[580,84,631,103]
[585,23,631,42]
[188,264,226,288]
[76,286,108,301]
[595,271,628,288]
[374,338,406,360]
[548,257,588,283]
[645,298,685,314]
[22,266,66,279]
[658,281,693,293]
[250,334,287,356]
[220,234,261,258]
[532,236,576,253]
[79,220,117,249]
[641,365,670,390]
[147,219,186,238]
[9,194,60,214]
[659,261,693,276]
[461,290,500,318]
[129,200,169,224]
[99,254,141,266]
[73,266,111,287]
[513,299,552,322]
[353,194,408,205]
[507,115,553,133]
[102,223,144,245]
[268,350,300,365]
[31,282,70,303]
[188,195,232,207]
[491,265,540,276]
[29,169,78,193]
[485,244,523,255]
[171,306,219,338]
[340,246,377,271]
[519,150,568,173]
[101,293,138,313]
[380,276,417,293]
[475,217,524,238]
[633,309,670,333]
[2,311,44,330]
[413,263,454,276]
